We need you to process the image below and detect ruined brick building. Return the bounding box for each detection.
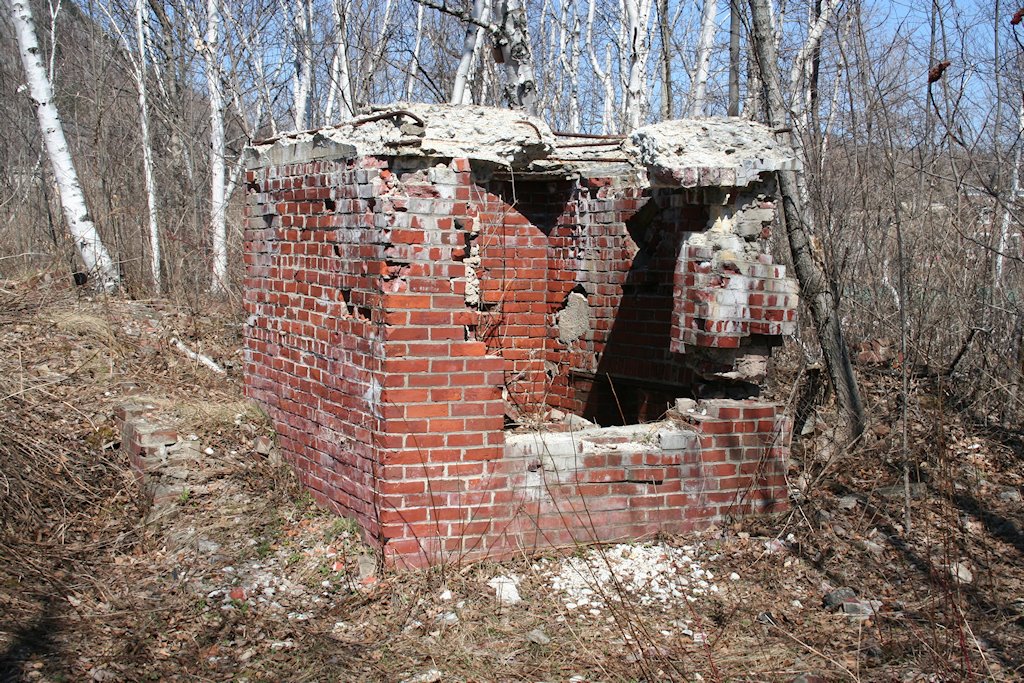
[242,104,801,567]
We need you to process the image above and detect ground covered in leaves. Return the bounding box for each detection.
[0,277,1022,682]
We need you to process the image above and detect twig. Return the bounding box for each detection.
[766,621,859,680]
[412,0,499,34]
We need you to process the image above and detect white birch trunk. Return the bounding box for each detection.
[622,0,653,131]
[204,0,228,294]
[406,3,424,99]
[451,0,490,104]
[586,0,617,133]
[136,0,161,293]
[557,3,581,131]
[788,0,839,125]
[362,0,394,102]
[325,0,355,121]
[496,0,538,112]
[996,99,1024,286]
[292,0,314,130]
[689,0,718,117]
[9,0,120,290]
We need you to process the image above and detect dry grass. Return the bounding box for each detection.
[0,275,1021,682]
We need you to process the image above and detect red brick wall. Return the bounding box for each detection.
[244,156,394,539]
[243,150,794,567]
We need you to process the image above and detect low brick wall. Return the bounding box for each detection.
[378,400,789,566]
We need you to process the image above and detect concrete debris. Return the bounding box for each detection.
[841,599,883,620]
[949,561,974,585]
[487,575,522,606]
[556,292,590,344]
[837,495,859,510]
[254,435,274,456]
[542,543,718,614]
[629,118,801,188]
[249,104,555,168]
[435,611,459,626]
[399,669,443,683]
[526,628,551,645]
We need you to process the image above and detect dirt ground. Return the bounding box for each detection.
[1,277,1022,682]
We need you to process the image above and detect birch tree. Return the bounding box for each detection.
[201,0,228,294]
[495,0,538,111]
[449,0,492,104]
[135,0,161,292]
[289,0,315,129]
[586,0,617,132]
[689,0,718,116]
[406,3,425,99]
[324,0,356,119]
[8,0,120,290]
[622,0,653,130]
[995,99,1023,286]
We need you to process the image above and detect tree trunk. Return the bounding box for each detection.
[495,0,538,113]
[747,0,866,441]
[657,0,671,119]
[586,0,617,133]
[406,3,425,99]
[326,0,355,121]
[622,0,652,130]
[690,0,718,116]
[136,0,161,293]
[204,0,228,294]
[728,0,740,116]
[9,0,120,290]
[291,0,314,130]
[450,0,490,104]
[996,99,1023,286]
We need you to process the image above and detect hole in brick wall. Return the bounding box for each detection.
[333,244,343,258]
[323,197,336,212]
[575,373,693,427]
[246,181,260,194]
[340,288,353,317]
[366,197,377,212]
[579,190,707,426]
[453,231,474,262]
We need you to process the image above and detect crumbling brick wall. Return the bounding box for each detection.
[243,109,799,567]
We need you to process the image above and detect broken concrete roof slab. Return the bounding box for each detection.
[629,118,801,188]
[249,103,556,168]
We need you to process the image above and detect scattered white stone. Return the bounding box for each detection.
[399,669,443,683]
[950,561,974,585]
[488,575,522,606]
[527,628,551,645]
[204,447,214,455]
[439,589,453,601]
[544,543,719,614]
[729,572,740,581]
[436,611,459,626]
